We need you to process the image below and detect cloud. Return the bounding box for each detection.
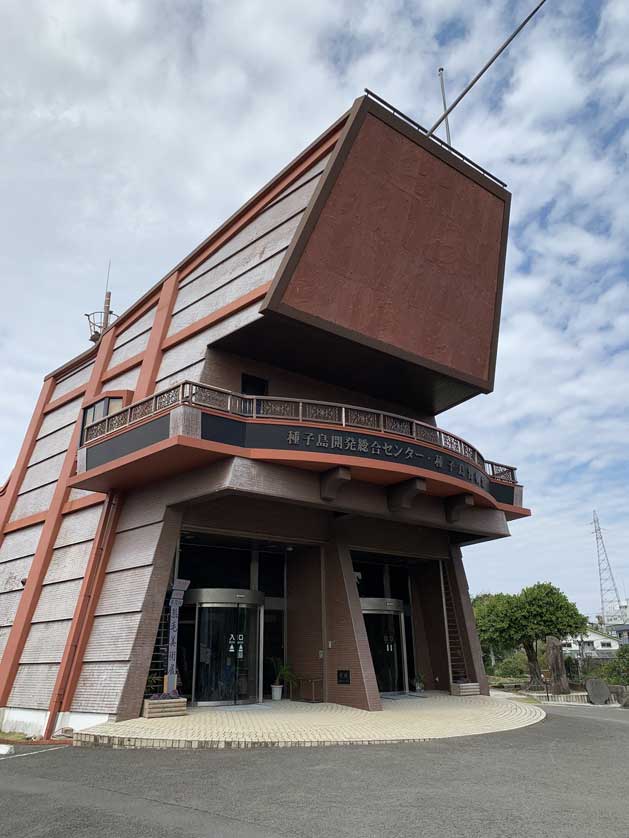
[1,0,627,618]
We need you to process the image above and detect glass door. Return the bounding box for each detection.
[364,612,405,692]
[193,604,260,705]
[235,604,259,702]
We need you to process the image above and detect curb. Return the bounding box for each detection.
[73,705,546,750]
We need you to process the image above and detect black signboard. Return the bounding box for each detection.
[201,413,501,498]
[337,670,351,685]
[86,414,170,471]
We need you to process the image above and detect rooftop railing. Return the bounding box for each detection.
[363,89,507,189]
[82,380,519,485]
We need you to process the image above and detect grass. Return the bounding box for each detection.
[0,729,28,741]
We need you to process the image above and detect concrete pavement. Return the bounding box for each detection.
[74,693,544,749]
[1,703,627,838]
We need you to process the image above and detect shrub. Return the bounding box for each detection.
[600,646,629,685]
[494,651,529,678]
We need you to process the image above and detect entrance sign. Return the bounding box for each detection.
[166,578,190,693]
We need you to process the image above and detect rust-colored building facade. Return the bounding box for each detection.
[0,94,528,736]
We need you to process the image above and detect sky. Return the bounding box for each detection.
[1,0,628,620]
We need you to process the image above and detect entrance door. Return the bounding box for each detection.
[364,612,405,692]
[194,604,260,704]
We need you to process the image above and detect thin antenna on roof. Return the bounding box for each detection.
[437,68,451,146]
[85,259,118,343]
[427,0,549,137]
[103,259,112,332]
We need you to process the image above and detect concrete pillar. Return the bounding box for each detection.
[285,546,324,700]
[323,537,381,711]
[409,560,450,692]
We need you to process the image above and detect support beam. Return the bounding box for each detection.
[388,477,426,512]
[320,466,351,502]
[133,271,180,400]
[445,493,474,523]
[0,377,55,537]
[44,491,123,738]
[0,327,116,705]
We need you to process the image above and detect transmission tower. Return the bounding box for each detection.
[593,510,623,627]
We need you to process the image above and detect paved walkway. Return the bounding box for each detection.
[74,692,544,749]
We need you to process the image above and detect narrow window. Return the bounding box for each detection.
[241,373,268,396]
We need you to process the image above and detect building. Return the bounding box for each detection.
[609,624,629,646]
[562,630,620,661]
[0,93,529,737]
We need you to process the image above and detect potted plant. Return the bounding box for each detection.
[142,687,188,719]
[269,658,297,700]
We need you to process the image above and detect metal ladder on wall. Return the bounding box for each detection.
[441,566,468,684]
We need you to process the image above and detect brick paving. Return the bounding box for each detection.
[73,692,544,749]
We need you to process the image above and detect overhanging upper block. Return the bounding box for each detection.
[219,94,510,415]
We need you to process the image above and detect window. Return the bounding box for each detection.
[259,551,285,597]
[600,641,612,648]
[241,374,268,396]
[82,396,124,439]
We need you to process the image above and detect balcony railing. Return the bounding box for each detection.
[82,380,519,485]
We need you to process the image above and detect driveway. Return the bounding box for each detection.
[1,703,627,838]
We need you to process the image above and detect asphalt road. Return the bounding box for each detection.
[1,704,628,838]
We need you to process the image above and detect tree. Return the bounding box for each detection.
[473,592,519,668]
[474,583,587,689]
[600,645,629,685]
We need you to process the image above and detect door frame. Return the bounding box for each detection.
[185,588,265,706]
[360,597,409,693]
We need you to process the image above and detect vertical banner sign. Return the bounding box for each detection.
[166,578,190,693]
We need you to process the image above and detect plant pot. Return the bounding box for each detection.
[142,698,188,719]
[271,684,283,701]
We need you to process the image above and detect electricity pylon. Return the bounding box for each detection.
[593,511,624,627]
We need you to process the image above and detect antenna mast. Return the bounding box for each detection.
[438,68,451,146]
[428,0,549,137]
[85,259,117,343]
[593,510,623,628]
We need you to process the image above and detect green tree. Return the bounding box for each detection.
[600,645,629,685]
[473,592,518,668]
[474,583,587,689]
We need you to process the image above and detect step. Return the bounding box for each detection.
[450,683,481,696]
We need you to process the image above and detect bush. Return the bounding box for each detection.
[600,646,629,685]
[494,651,529,678]
[564,655,579,680]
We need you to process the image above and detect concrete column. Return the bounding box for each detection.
[115,507,184,720]
[409,561,450,692]
[409,571,436,690]
[285,546,324,700]
[323,536,381,711]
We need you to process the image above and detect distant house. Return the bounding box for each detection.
[562,629,620,660]
[609,624,629,646]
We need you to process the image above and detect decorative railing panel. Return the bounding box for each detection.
[256,398,300,420]
[345,407,380,430]
[302,401,343,424]
[81,380,519,485]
